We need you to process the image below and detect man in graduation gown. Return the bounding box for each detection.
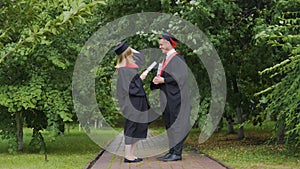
[151,33,191,161]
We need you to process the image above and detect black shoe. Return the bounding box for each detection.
[157,153,172,161]
[162,154,182,162]
[124,158,142,163]
[136,158,143,162]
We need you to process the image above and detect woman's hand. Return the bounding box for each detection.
[140,70,149,80]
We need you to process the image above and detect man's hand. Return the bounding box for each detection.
[152,76,165,84]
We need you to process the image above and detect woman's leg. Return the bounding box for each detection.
[124,144,135,160]
[131,142,138,159]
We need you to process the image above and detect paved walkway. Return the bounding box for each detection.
[85,131,232,169]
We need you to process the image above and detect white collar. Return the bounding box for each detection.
[166,49,176,59]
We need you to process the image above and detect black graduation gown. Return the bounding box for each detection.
[150,54,191,154]
[117,63,149,145]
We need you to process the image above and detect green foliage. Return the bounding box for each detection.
[95,55,121,127]
[101,0,161,22]
[254,0,300,148]
[0,0,105,63]
[194,97,210,128]
[29,128,46,154]
[0,0,105,153]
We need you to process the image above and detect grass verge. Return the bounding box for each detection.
[185,122,300,169]
[0,127,101,169]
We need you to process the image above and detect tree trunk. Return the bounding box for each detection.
[16,112,23,151]
[232,77,244,140]
[236,107,244,140]
[226,116,235,134]
[276,119,285,144]
[67,123,71,134]
[94,120,97,129]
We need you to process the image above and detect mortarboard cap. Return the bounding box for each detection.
[114,41,129,55]
[161,32,178,48]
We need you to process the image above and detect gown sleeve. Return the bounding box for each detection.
[129,74,146,96]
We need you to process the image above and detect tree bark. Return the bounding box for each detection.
[276,119,285,144]
[67,123,71,134]
[16,112,23,151]
[232,77,244,140]
[226,116,235,134]
[236,107,244,140]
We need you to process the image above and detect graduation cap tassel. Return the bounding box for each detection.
[170,38,178,48]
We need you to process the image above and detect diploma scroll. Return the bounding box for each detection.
[141,61,157,79]
[157,63,162,76]
[146,61,157,72]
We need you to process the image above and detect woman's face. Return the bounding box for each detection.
[159,39,172,54]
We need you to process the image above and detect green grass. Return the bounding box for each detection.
[0,127,104,169]
[185,122,300,169]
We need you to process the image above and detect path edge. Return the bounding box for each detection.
[84,149,105,169]
[203,152,234,169]
[189,148,234,169]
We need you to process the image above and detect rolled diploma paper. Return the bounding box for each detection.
[146,61,157,72]
[141,61,157,78]
[157,63,162,76]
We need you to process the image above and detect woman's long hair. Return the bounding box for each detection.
[115,47,135,68]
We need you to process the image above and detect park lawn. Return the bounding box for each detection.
[0,127,102,169]
[185,122,300,169]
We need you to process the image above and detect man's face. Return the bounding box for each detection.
[159,38,172,54]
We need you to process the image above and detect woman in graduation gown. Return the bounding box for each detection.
[114,41,149,163]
